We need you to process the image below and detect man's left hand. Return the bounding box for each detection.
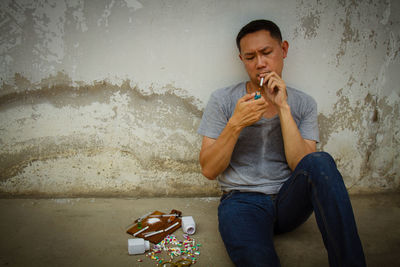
[260,72,288,108]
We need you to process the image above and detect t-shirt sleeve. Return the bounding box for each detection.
[299,96,320,143]
[197,93,229,139]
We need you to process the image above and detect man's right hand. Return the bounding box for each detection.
[229,93,269,130]
[199,93,268,180]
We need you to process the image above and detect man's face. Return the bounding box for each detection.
[239,30,288,85]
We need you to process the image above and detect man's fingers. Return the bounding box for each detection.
[264,72,281,88]
[265,71,278,80]
[240,93,255,102]
[269,80,278,93]
[249,99,268,114]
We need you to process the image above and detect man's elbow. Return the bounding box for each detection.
[289,149,316,171]
[201,168,217,180]
[199,155,218,180]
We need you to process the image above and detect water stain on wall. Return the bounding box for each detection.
[0,72,219,197]
[318,89,399,192]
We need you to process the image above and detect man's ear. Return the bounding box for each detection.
[239,53,243,62]
[282,41,289,59]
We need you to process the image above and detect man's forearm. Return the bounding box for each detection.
[199,121,242,180]
[278,104,315,170]
[200,93,269,179]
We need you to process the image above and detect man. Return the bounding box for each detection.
[197,20,366,267]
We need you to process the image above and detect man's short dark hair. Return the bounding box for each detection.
[236,20,282,52]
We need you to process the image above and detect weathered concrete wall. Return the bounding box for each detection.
[0,0,399,197]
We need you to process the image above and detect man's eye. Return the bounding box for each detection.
[263,51,271,55]
[245,57,254,60]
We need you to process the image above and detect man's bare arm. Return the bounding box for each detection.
[199,126,240,180]
[278,105,316,170]
[199,93,268,179]
[262,72,316,171]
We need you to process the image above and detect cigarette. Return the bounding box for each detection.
[133,226,149,236]
[144,229,164,238]
[163,222,180,232]
[260,77,264,87]
[149,214,179,217]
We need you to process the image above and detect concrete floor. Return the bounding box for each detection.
[0,193,399,267]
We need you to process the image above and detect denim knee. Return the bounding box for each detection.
[302,151,335,165]
[300,152,336,171]
[297,152,343,186]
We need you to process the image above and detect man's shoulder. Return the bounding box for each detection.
[211,82,246,99]
[287,86,314,99]
[287,87,317,106]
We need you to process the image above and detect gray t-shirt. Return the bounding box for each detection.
[198,82,319,194]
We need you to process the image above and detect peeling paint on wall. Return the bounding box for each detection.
[0,73,218,197]
[288,0,400,193]
[294,0,323,39]
[318,89,399,192]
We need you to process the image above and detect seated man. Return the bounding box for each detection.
[198,19,366,267]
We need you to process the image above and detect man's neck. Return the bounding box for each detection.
[246,81,261,94]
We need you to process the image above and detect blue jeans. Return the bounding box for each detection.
[218,152,366,267]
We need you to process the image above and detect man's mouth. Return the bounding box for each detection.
[257,71,271,77]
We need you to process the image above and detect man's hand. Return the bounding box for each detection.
[260,71,288,108]
[258,72,316,170]
[199,93,268,179]
[229,93,269,130]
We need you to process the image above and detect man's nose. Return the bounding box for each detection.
[256,55,266,68]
